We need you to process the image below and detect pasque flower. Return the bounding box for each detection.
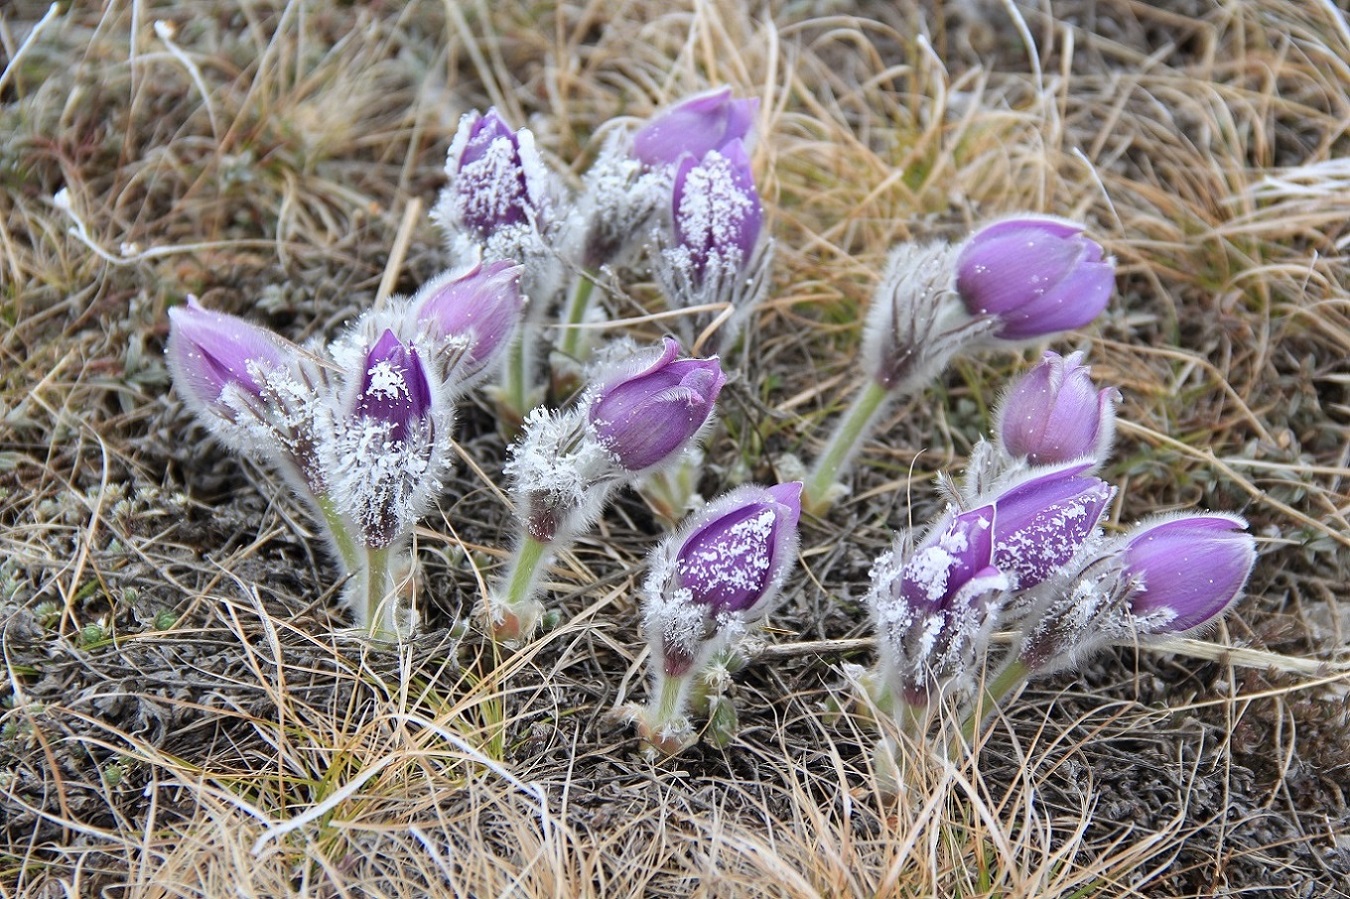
[671,139,762,280]
[1122,513,1256,632]
[587,337,726,473]
[988,464,1114,590]
[412,259,526,386]
[632,86,759,167]
[997,351,1119,466]
[955,216,1114,340]
[637,482,803,753]
[440,108,549,239]
[166,297,299,420]
[352,330,433,448]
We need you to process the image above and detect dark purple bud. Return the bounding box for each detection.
[166,297,296,414]
[956,216,1115,340]
[998,351,1119,466]
[632,86,759,167]
[1123,514,1256,631]
[447,109,540,238]
[587,338,726,472]
[990,464,1114,590]
[413,260,526,381]
[671,139,762,281]
[674,482,803,616]
[355,330,432,443]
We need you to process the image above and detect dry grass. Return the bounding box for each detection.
[3,0,1349,896]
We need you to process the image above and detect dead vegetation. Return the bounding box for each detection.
[2,0,1348,896]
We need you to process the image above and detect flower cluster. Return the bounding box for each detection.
[165,87,1259,765]
[804,216,1117,514]
[167,262,526,638]
[856,352,1256,773]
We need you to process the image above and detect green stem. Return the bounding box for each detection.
[362,543,400,642]
[502,332,529,424]
[558,273,597,361]
[316,493,360,575]
[803,378,893,514]
[958,657,1031,745]
[504,535,549,610]
[488,534,551,641]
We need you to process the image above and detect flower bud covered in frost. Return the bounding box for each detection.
[1122,513,1256,632]
[433,109,555,268]
[869,505,1009,704]
[587,337,726,473]
[643,482,803,678]
[632,86,759,167]
[166,297,299,420]
[333,330,440,548]
[988,463,1114,591]
[955,216,1114,340]
[997,351,1119,467]
[412,259,526,386]
[671,139,762,281]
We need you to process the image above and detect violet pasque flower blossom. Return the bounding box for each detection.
[441,109,546,238]
[412,259,526,386]
[869,504,1009,705]
[637,482,803,753]
[955,216,1114,340]
[166,297,298,421]
[997,351,1119,467]
[587,337,726,473]
[988,464,1114,591]
[336,329,438,548]
[671,140,762,280]
[632,86,759,167]
[1122,513,1256,632]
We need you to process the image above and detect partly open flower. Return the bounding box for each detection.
[632,86,759,167]
[636,482,803,753]
[868,505,1009,704]
[997,351,1119,467]
[587,337,726,473]
[955,216,1114,340]
[412,259,526,387]
[1122,513,1256,633]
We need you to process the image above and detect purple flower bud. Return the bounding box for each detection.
[445,109,546,238]
[1123,514,1256,632]
[413,260,526,383]
[166,297,297,415]
[869,506,1008,704]
[632,86,759,167]
[671,139,762,282]
[587,338,726,473]
[955,216,1115,340]
[989,464,1114,590]
[355,330,432,444]
[997,351,1119,466]
[674,482,803,616]
[895,505,1000,611]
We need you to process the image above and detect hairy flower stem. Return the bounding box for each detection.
[501,335,531,432]
[958,657,1031,747]
[358,543,404,642]
[639,672,696,755]
[803,378,893,515]
[558,272,597,362]
[490,533,550,641]
[316,494,360,574]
